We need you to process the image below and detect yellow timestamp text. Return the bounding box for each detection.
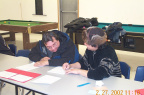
[95,90,141,95]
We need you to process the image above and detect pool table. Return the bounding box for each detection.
[70,22,144,53]
[0,20,58,49]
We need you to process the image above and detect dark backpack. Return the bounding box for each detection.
[105,22,126,43]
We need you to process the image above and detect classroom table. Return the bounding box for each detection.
[0,20,58,49]
[70,22,144,53]
[0,54,144,95]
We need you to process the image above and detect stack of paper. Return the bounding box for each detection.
[0,68,41,83]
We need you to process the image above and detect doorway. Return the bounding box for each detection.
[58,0,79,32]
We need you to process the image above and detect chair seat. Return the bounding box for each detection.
[119,61,131,79]
[134,66,144,82]
[15,50,30,57]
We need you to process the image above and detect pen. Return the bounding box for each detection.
[65,60,71,70]
[68,60,71,63]
[77,82,90,87]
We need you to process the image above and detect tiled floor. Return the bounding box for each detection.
[1,32,143,95]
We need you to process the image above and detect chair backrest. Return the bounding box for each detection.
[119,61,130,79]
[15,50,30,57]
[134,66,144,82]
[8,44,17,55]
[73,45,80,63]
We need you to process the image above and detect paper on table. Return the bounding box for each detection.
[0,71,17,78]
[10,74,33,83]
[7,68,41,83]
[47,66,65,75]
[31,75,61,84]
[16,62,39,71]
[0,68,41,83]
[95,81,104,87]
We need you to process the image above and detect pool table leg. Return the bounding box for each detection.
[23,33,37,50]
[9,32,15,41]
[23,33,30,50]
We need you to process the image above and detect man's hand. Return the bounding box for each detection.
[40,57,50,61]
[62,62,71,70]
[34,60,49,67]
[65,69,88,77]
[65,69,80,74]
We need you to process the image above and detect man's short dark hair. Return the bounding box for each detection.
[42,31,59,43]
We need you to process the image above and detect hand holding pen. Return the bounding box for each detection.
[62,60,71,70]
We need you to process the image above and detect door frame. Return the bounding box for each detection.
[57,0,79,31]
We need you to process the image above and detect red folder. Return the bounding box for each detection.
[5,68,41,83]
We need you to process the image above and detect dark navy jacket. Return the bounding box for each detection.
[29,30,80,66]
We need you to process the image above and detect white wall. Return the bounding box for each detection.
[0,0,58,22]
[0,0,143,24]
[0,0,22,20]
[79,0,144,25]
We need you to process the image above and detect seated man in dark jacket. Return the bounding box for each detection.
[29,30,80,67]
[62,27,121,80]
[0,35,14,56]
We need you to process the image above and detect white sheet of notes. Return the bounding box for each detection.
[10,74,33,82]
[32,75,61,84]
[16,62,39,71]
[47,66,65,75]
[0,71,17,78]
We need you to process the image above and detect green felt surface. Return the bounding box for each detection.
[98,23,144,33]
[0,20,49,27]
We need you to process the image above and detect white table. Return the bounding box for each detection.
[0,54,144,95]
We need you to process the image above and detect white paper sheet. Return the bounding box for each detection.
[0,71,17,78]
[31,75,61,84]
[10,74,33,82]
[16,62,39,71]
[96,80,104,86]
[47,66,65,75]
[95,81,104,87]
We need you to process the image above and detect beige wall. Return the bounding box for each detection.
[79,0,144,25]
[0,0,144,24]
[0,0,58,22]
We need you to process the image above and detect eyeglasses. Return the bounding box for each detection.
[46,42,58,50]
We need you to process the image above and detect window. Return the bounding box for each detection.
[35,0,43,15]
